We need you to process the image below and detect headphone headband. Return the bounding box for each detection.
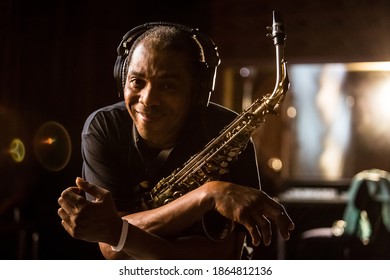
[113,22,221,107]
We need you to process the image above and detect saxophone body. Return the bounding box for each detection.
[139,11,290,214]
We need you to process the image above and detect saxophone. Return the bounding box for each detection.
[139,11,290,226]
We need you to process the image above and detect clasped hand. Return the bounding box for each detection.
[57,178,122,245]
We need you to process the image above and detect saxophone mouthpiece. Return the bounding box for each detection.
[271,10,286,45]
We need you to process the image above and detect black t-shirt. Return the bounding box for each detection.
[81,101,261,213]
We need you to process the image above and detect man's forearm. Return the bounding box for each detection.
[123,183,215,236]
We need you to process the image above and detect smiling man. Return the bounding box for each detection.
[57,23,294,260]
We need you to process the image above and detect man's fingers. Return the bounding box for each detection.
[272,211,295,241]
[244,222,261,246]
[261,198,295,241]
[242,215,272,246]
[255,215,271,246]
[59,186,86,208]
[57,207,67,221]
[57,207,75,230]
[57,197,75,216]
[75,177,106,201]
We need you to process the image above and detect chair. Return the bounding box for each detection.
[296,169,390,259]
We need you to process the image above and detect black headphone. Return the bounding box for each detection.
[113,22,221,108]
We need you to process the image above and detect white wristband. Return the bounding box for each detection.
[111,218,128,252]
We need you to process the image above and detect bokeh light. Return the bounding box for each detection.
[0,106,26,166]
[33,121,72,171]
[9,138,25,163]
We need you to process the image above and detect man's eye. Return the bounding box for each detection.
[161,82,176,91]
[129,78,145,89]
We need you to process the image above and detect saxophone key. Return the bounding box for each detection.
[220,161,229,168]
[227,151,237,158]
[205,163,219,172]
[219,168,229,175]
[163,198,174,205]
[173,191,183,199]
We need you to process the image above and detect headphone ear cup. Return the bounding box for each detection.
[113,24,151,98]
[113,55,125,97]
[193,34,220,108]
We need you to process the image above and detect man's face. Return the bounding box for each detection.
[124,44,194,149]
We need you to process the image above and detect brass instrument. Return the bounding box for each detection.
[139,11,290,237]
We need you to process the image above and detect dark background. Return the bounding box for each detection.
[1,0,390,259]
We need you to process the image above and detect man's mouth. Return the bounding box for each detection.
[135,109,163,122]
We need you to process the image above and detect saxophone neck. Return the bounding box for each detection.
[250,11,290,117]
[268,11,290,108]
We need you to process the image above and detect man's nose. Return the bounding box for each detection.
[139,85,160,106]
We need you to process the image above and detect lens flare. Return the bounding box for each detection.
[9,138,25,163]
[33,121,72,171]
[0,106,27,166]
[41,137,56,145]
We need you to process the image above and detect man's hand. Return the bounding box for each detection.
[57,177,122,245]
[205,181,295,246]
